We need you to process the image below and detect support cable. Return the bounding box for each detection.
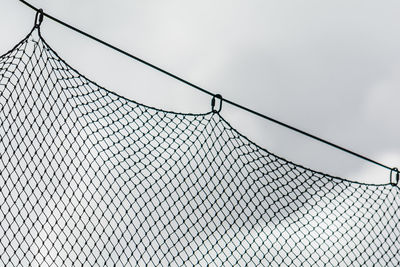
[18,0,399,177]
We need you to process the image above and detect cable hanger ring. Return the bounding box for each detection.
[34,8,44,28]
[211,94,223,113]
[390,168,399,186]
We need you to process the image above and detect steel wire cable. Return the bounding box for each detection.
[18,0,399,176]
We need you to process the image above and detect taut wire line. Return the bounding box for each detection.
[18,0,399,176]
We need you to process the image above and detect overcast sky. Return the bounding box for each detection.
[1,0,399,184]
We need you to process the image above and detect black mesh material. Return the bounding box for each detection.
[0,27,399,267]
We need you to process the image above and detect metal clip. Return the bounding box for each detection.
[211,94,223,113]
[390,168,399,186]
[34,9,44,28]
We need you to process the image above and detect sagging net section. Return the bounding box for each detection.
[0,27,399,267]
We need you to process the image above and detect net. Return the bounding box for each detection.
[0,26,399,267]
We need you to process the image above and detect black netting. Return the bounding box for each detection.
[0,27,399,266]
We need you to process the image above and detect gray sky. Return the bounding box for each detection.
[1,0,399,184]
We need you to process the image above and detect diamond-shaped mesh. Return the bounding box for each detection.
[0,27,399,266]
